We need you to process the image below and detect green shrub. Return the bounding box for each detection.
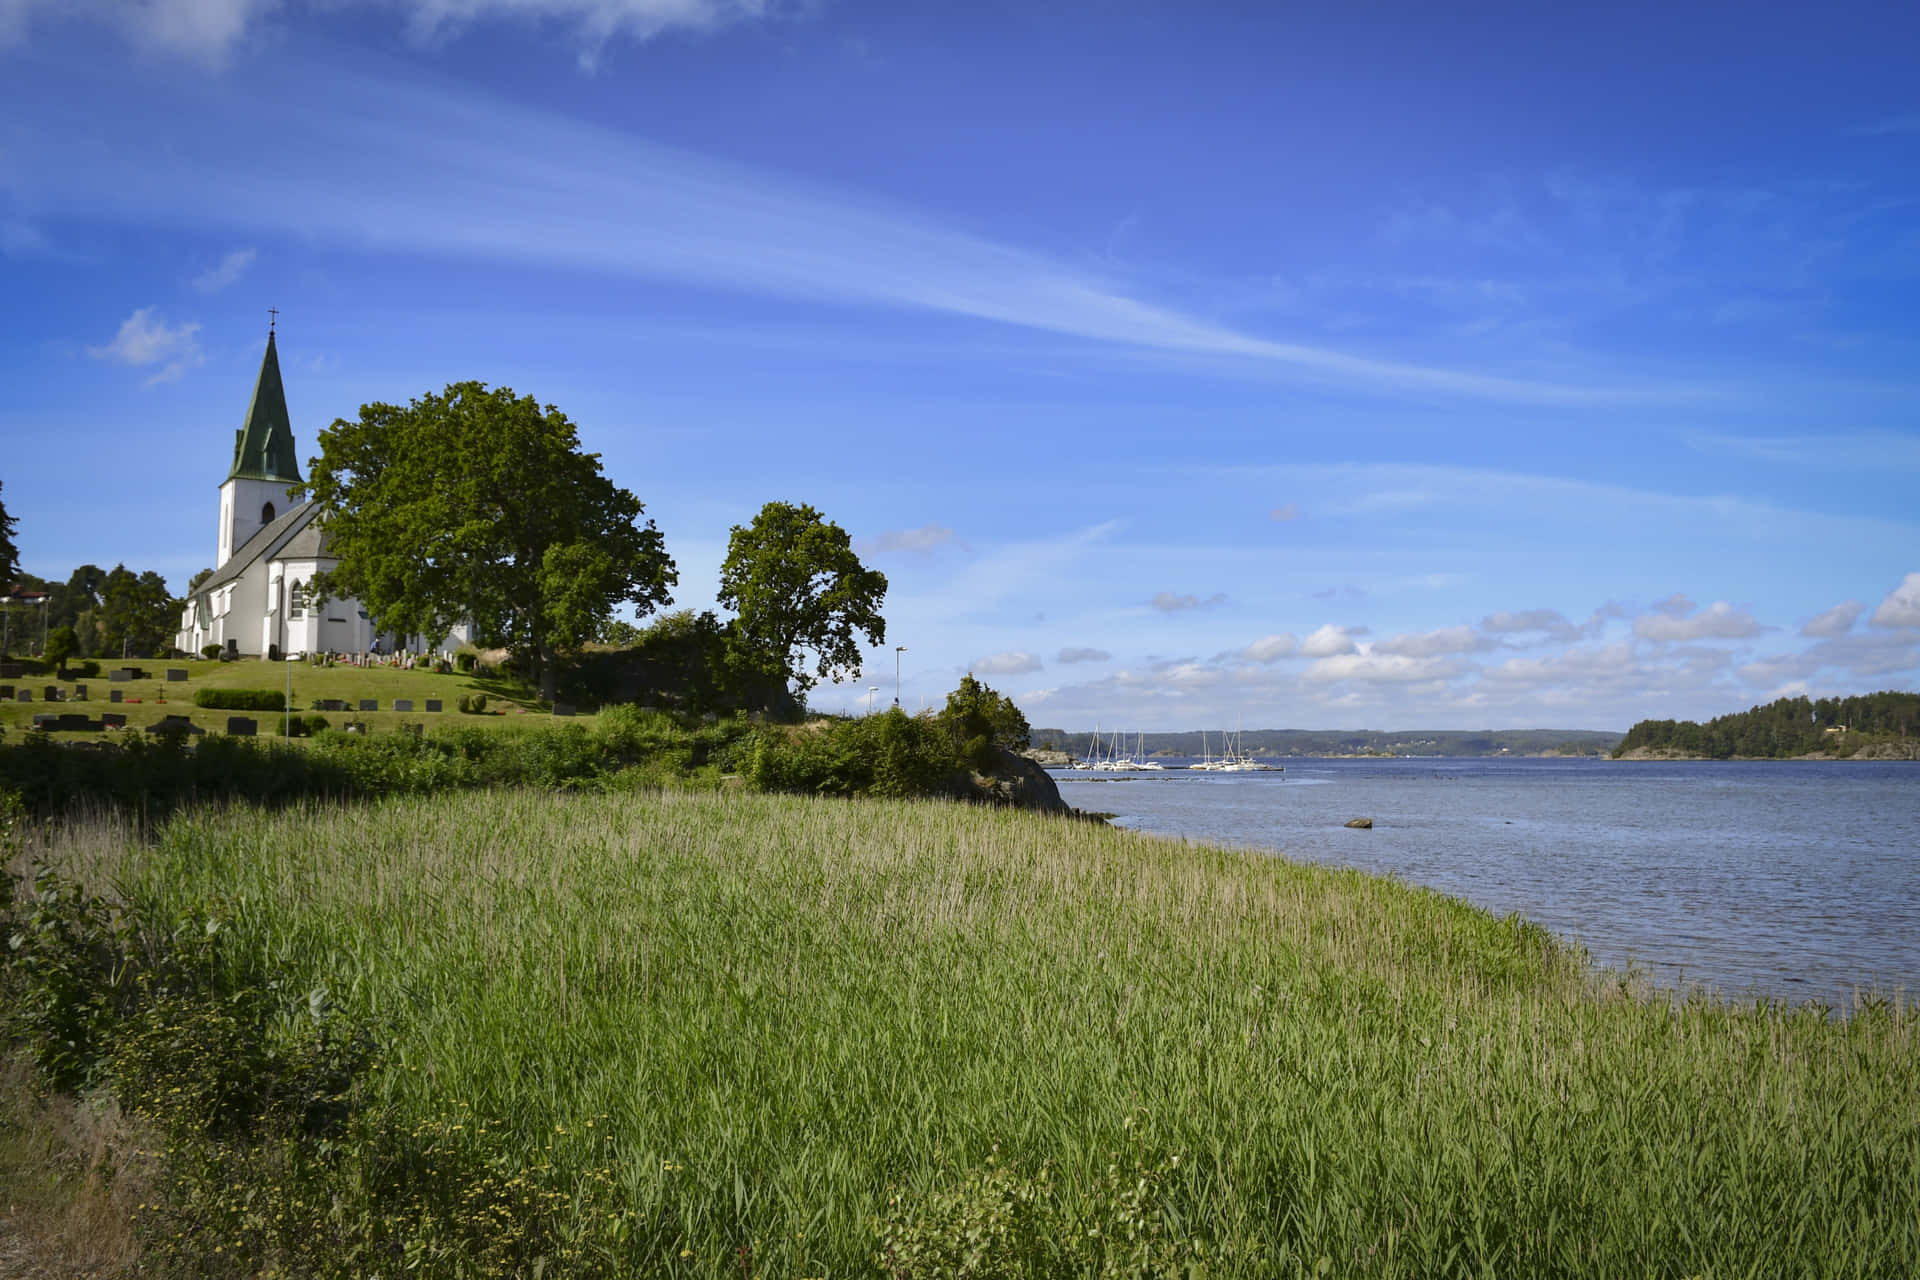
[201,643,223,660]
[71,659,101,679]
[193,687,289,711]
[748,707,959,799]
[454,650,477,673]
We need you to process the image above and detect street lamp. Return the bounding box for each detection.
[867,685,878,716]
[894,646,906,707]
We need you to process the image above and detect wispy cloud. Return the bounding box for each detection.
[855,523,959,556]
[1372,625,1489,657]
[3,55,1691,407]
[1150,591,1228,613]
[0,0,774,65]
[192,246,257,292]
[1268,502,1299,521]
[86,306,203,384]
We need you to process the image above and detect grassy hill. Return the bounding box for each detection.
[10,790,1914,1277]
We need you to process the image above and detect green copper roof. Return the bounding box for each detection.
[227,331,304,484]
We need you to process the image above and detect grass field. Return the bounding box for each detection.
[24,789,1919,1277]
[0,657,562,737]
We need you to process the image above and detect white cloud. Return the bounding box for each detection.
[192,246,257,292]
[0,0,276,60]
[1239,632,1297,664]
[86,307,204,385]
[1633,600,1763,643]
[1299,624,1361,658]
[1268,503,1298,521]
[1150,591,1228,612]
[1801,600,1863,637]
[1304,652,1465,684]
[1372,625,1487,658]
[855,523,957,556]
[970,651,1042,676]
[1870,573,1920,629]
[1056,647,1110,664]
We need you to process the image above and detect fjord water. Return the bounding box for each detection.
[1056,757,1920,1008]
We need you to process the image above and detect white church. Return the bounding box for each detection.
[176,330,465,659]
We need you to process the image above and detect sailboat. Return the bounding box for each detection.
[1130,732,1166,770]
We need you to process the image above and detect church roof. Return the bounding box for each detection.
[199,500,329,593]
[227,331,304,485]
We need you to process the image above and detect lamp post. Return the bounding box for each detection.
[894,646,906,707]
[285,653,297,738]
[867,685,878,716]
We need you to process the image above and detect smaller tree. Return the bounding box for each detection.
[43,623,77,673]
[0,480,17,589]
[717,502,886,694]
[938,674,1032,769]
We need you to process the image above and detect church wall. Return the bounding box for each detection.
[218,476,289,568]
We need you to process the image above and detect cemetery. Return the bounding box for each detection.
[0,654,573,739]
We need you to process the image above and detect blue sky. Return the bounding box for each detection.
[3,0,1917,730]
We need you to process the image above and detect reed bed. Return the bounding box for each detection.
[34,789,1920,1277]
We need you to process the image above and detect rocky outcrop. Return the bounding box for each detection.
[1344,817,1373,829]
[1022,748,1078,769]
[967,747,1071,813]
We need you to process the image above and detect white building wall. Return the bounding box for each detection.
[217,476,288,567]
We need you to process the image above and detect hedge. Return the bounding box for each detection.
[192,688,288,711]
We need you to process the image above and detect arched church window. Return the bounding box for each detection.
[289,580,307,619]
[261,501,276,524]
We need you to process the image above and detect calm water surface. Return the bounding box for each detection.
[1053,758,1920,1007]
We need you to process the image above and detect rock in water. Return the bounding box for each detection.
[1344,817,1373,829]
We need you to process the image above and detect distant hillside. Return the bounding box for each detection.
[1615,692,1920,760]
[1029,728,1622,758]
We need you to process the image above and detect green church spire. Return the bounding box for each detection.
[227,328,303,484]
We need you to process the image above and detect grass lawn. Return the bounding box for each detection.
[24,789,1919,1278]
[0,657,578,738]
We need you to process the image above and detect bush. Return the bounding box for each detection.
[193,687,288,711]
[279,713,330,738]
[201,643,223,660]
[456,693,488,714]
[454,650,477,673]
[748,707,959,799]
[70,659,101,679]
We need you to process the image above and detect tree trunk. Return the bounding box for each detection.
[539,643,558,704]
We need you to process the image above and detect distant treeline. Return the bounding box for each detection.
[1615,692,1920,759]
[1029,728,1622,758]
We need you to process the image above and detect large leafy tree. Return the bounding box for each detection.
[303,382,676,701]
[717,501,887,695]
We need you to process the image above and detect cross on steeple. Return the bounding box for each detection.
[268,306,279,336]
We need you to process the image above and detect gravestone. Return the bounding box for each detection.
[323,699,346,712]
[0,661,21,678]
[110,668,131,682]
[552,702,575,717]
[425,699,443,713]
[73,684,87,700]
[227,717,258,736]
[58,713,91,732]
[153,715,199,736]
[45,685,62,701]
[166,668,188,682]
[344,721,367,735]
[0,685,10,700]
[102,713,127,729]
[16,689,30,702]
[110,689,123,703]
[32,713,56,728]
[393,699,414,712]
[359,699,378,712]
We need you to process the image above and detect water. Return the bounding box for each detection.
[1053,757,1920,1008]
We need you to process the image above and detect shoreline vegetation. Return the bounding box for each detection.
[1613,691,1920,761]
[4,785,1918,1275]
